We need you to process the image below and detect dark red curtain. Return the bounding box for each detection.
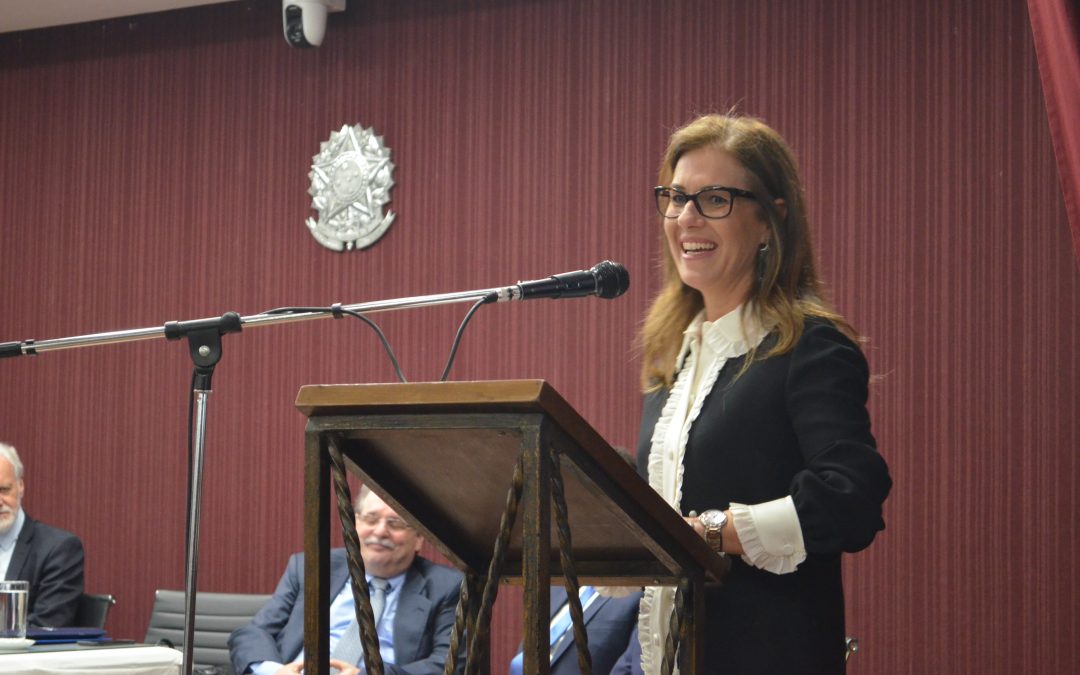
[1028,0,1080,265]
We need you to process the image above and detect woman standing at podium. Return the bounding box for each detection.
[634,113,891,674]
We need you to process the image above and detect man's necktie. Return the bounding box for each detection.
[331,577,390,667]
[369,577,389,626]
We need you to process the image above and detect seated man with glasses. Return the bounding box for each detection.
[229,485,463,675]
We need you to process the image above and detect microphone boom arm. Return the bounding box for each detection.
[0,286,512,358]
[1,260,627,358]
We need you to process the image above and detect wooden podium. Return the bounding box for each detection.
[296,380,728,675]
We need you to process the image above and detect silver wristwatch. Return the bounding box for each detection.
[698,509,728,552]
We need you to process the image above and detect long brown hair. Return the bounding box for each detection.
[639,113,856,390]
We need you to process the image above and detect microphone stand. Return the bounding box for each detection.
[0,284,516,675]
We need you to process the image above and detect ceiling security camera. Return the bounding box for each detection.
[283,0,346,48]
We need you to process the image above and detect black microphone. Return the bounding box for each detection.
[506,261,629,301]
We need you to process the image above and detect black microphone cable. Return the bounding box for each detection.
[260,261,625,383]
[439,292,497,382]
[263,305,408,383]
[181,293,496,516]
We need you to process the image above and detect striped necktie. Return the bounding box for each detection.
[331,577,390,667]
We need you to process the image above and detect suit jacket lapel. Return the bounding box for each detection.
[5,517,34,581]
[329,555,351,599]
[283,552,352,661]
[391,563,430,664]
[549,588,609,665]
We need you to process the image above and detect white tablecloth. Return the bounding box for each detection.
[0,645,182,674]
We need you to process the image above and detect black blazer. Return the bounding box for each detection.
[6,514,85,627]
[636,319,891,674]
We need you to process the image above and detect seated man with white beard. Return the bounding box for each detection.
[0,442,84,627]
[229,486,463,675]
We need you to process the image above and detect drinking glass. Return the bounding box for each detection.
[0,580,29,640]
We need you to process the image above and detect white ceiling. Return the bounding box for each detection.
[0,0,237,34]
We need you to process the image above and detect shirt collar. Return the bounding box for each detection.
[365,569,407,593]
[675,304,768,370]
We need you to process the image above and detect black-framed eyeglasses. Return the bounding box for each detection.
[654,185,757,220]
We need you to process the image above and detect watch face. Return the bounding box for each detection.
[700,510,725,528]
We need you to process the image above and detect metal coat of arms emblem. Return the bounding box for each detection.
[306,124,395,251]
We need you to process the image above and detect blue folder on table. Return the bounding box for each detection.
[27,626,108,643]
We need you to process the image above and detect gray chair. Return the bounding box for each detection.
[73,592,116,629]
[144,589,271,675]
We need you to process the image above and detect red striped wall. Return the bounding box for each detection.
[1,1,1077,672]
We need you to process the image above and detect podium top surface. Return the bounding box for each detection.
[297,380,728,585]
[298,379,566,415]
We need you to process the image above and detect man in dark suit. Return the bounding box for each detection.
[508,586,642,675]
[229,486,462,675]
[0,442,84,627]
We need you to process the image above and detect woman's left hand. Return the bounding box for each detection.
[685,515,705,537]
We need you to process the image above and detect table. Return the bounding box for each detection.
[0,643,182,674]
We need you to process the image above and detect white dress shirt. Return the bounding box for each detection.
[251,569,407,675]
